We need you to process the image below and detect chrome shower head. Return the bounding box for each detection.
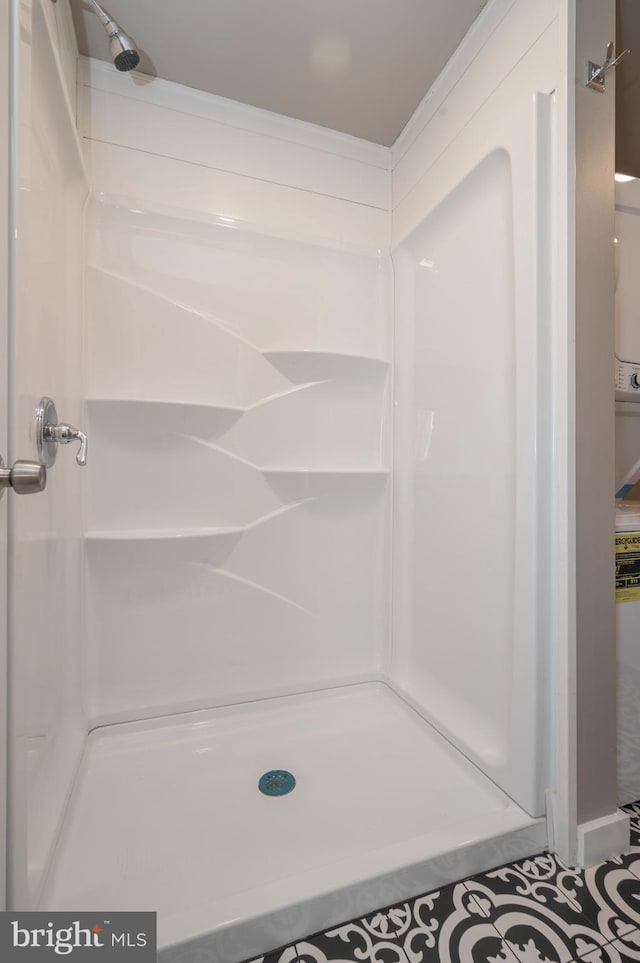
[109,30,141,73]
[86,0,140,72]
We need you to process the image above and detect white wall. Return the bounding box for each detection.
[42,0,78,118]
[9,0,87,908]
[78,59,393,725]
[389,0,560,817]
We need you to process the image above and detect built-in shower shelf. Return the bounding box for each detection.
[85,398,244,435]
[262,349,389,382]
[260,467,389,495]
[263,349,389,365]
[87,527,243,540]
[86,398,244,418]
[85,527,243,560]
[261,468,390,479]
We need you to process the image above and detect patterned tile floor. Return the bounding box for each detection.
[245,802,640,963]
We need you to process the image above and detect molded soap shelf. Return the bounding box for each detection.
[85,527,243,562]
[86,398,244,435]
[263,349,389,382]
[260,468,389,477]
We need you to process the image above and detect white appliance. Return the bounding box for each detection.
[615,181,640,400]
[616,500,640,804]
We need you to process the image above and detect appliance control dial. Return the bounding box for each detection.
[615,357,640,400]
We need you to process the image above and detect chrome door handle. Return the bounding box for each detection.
[0,458,46,498]
[36,397,88,467]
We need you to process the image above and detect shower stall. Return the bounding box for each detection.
[1,0,619,960]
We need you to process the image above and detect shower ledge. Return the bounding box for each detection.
[85,527,243,560]
[261,467,390,476]
[86,397,244,422]
[263,348,389,365]
[262,349,389,382]
[260,468,390,495]
[86,527,243,541]
[41,683,546,963]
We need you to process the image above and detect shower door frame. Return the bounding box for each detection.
[551,0,618,868]
[571,0,618,832]
[0,0,11,913]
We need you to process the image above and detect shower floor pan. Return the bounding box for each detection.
[42,682,546,963]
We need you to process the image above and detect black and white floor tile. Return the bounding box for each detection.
[624,803,640,847]
[244,801,640,963]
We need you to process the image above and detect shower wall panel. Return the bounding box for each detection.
[42,0,78,119]
[9,0,87,907]
[390,2,559,817]
[79,64,392,725]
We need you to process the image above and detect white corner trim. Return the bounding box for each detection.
[38,0,88,183]
[78,57,392,171]
[576,811,631,868]
[391,0,519,164]
[54,0,81,61]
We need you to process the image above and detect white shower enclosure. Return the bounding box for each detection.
[1,0,601,960]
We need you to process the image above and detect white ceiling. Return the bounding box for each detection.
[69,0,489,147]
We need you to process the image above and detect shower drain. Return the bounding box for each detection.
[258,769,296,796]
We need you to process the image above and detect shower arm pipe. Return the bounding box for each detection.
[84,0,119,36]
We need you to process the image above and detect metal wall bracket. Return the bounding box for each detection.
[586,41,630,92]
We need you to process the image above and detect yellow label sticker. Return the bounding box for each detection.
[616,531,640,603]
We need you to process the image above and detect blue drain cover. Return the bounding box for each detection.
[259,770,296,796]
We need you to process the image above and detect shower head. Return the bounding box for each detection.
[85,0,140,72]
[109,32,141,73]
